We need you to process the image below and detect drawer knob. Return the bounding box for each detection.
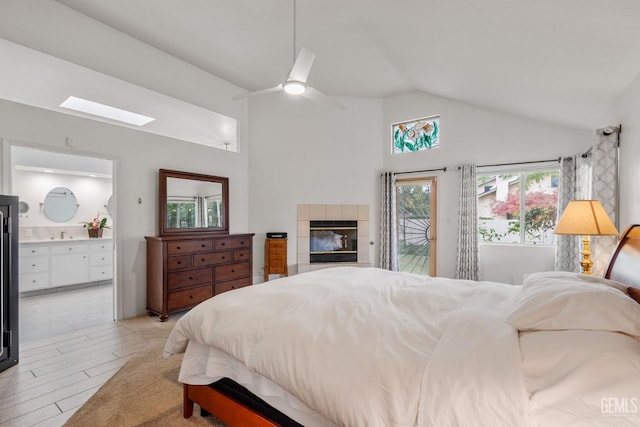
[32,280,36,283]
[221,243,226,246]
[221,256,226,260]
[232,286,236,289]
[189,295,194,299]
[31,250,36,253]
[32,264,36,267]
[177,261,182,264]
[189,276,194,280]
[201,258,205,262]
[201,244,206,247]
[176,246,181,250]
[231,269,235,273]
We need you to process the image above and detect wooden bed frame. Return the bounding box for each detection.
[183,224,640,427]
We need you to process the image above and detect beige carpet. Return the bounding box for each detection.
[65,315,225,426]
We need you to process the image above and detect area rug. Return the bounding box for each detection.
[65,316,225,426]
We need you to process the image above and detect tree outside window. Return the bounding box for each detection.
[478,170,559,245]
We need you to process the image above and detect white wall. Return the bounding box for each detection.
[247,96,383,279]
[0,101,249,320]
[0,1,250,319]
[615,72,640,228]
[14,169,112,230]
[382,92,592,281]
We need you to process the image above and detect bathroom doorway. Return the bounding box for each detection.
[10,145,115,343]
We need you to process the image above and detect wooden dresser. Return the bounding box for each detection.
[146,233,254,321]
[264,238,288,281]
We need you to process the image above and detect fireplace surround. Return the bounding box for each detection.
[297,204,370,273]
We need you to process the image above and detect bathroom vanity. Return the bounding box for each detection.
[19,238,113,293]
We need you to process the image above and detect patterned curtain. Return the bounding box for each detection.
[379,172,398,271]
[455,164,479,280]
[590,126,620,275]
[555,156,581,272]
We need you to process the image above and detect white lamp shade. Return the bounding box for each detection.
[554,200,618,236]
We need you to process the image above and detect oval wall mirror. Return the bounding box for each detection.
[43,187,78,222]
[105,194,114,218]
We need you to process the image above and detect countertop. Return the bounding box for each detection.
[20,237,113,244]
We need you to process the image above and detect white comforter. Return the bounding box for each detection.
[164,267,640,427]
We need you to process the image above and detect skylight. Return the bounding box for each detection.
[60,96,155,126]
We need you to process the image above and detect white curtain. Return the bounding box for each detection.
[379,172,398,271]
[590,126,619,275]
[455,164,479,280]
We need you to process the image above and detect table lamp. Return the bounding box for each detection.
[554,200,618,275]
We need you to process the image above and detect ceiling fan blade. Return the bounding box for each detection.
[232,84,283,100]
[301,86,344,109]
[287,48,315,84]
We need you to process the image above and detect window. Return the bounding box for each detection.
[478,168,559,245]
[392,116,440,154]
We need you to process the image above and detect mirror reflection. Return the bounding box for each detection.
[159,169,229,235]
[166,178,223,229]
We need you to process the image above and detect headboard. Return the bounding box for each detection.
[604,224,640,290]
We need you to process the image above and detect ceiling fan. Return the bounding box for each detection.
[232,1,342,109]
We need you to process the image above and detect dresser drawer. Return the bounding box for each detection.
[214,277,251,295]
[167,255,193,271]
[90,265,113,281]
[20,255,49,274]
[268,240,287,250]
[20,272,50,292]
[193,250,233,267]
[90,251,113,266]
[215,237,251,250]
[167,267,213,290]
[215,262,250,281]
[51,244,89,254]
[20,246,49,257]
[167,240,213,255]
[167,285,213,310]
[234,249,250,262]
[268,254,287,267]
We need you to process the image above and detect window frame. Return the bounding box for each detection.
[477,162,560,246]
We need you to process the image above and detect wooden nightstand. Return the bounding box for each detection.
[264,238,288,281]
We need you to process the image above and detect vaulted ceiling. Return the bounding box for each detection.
[54,0,640,130]
[4,0,640,134]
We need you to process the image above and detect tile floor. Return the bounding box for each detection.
[19,283,114,343]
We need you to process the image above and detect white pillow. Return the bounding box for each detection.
[507,271,640,338]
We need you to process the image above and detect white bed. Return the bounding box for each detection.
[164,226,640,427]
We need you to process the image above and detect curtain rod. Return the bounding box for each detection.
[381,167,447,176]
[458,157,561,169]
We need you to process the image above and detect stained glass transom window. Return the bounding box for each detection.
[392,115,440,154]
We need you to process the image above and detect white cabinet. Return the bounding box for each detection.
[19,245,51,292]
[51,243,90,286]
[90,241,113,281]
[19,239,113,293]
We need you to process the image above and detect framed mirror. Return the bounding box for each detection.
[42,187,78,222]
[159,169,229,236]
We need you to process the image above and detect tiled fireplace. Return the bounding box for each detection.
[297,204,370,273]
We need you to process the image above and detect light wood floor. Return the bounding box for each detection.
[1,286,169,426]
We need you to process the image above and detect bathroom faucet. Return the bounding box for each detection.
[60,231,66,239]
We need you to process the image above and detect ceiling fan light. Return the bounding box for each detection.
[283,80,306,95]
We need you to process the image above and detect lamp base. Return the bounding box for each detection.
[580,235,593,275]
